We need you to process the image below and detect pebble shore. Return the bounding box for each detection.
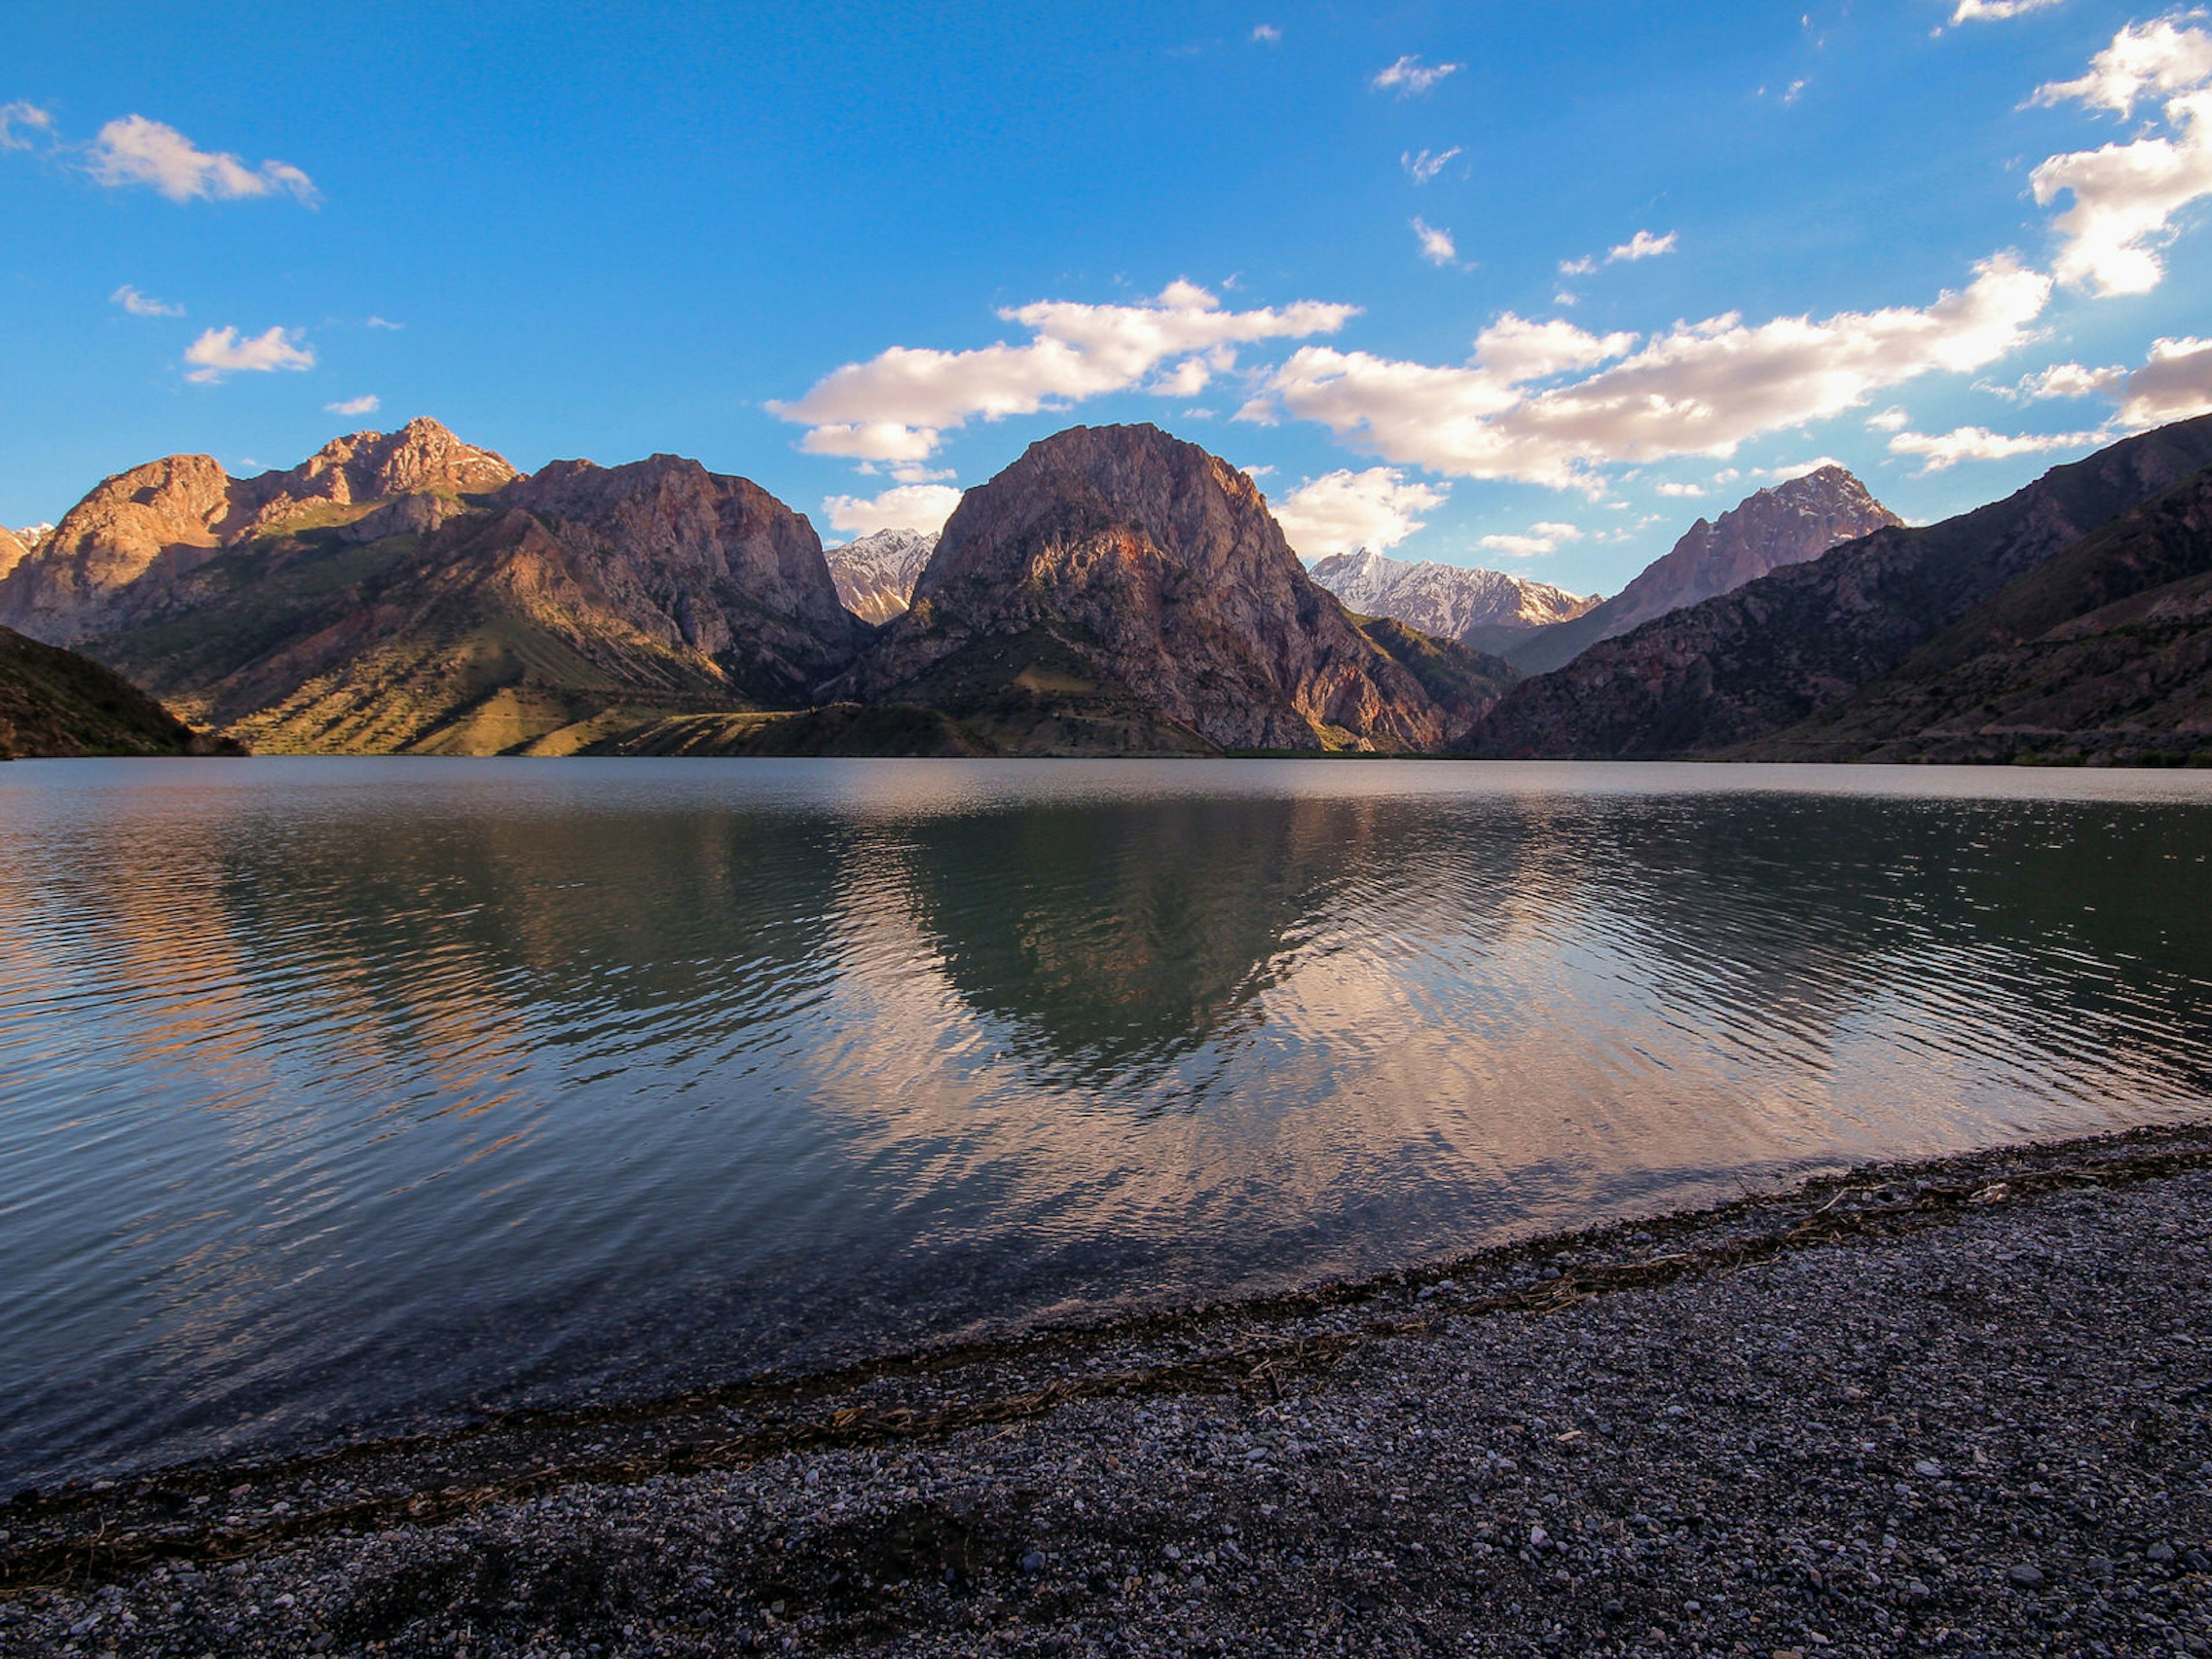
[4,1123,2209,1659]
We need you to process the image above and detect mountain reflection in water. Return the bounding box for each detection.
[2,757,2208,1486]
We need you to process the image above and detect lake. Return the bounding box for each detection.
[3,757,2209,1487]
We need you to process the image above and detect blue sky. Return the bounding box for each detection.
[6,1,2210,597]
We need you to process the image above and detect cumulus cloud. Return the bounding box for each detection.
[1654,480,1707,497]
[1865,406,1912,430]
[2020,361,2126,399]
[1402,146,1461,183]
[1270,467,1448,558]
[1558,255,1597,276]
[771,280,1357,459]
[2029,19,2212,296]
[823,483,964,538]
[1255,256,2051,488]
[183,325,314,383]
[110,284,182,317]
[83,115,318,204]
[1373,55,1463,96]
[1608,229,1679,263]
[1951,0,2064,21]
[1479,521,1582,557]
[324,394,380,416]
[0,101,54,149]
[1887,423,2103,470]
[2112,334,2212,427]
[1251,24,1281,43]
[1411,217,1458,266]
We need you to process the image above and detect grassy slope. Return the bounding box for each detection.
[586,703,1002,757]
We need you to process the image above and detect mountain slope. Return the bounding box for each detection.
[1740,463,2212,763]
[832,424,1452,753]
[1351,615,1521,730]
[1506,467,1901,675]
[827,528,939,624]
[1467,415,2212,759]
[1308,549,1594,653]
[0,527,28,584]
[0,624,234,759]
[0,421,867,754]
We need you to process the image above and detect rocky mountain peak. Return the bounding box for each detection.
[825,528,938,624]
[1308,547,1598,650]
[234,417,518,534]
[846,423,1450,751]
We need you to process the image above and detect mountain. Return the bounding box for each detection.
[0,419,866,755]
[0,624,236,759]
[1740,462,2212,764]
[0,527,29,584]
[830,424,1454,753]
[1506,466,1902,675]
[1306,549,1595,653]
[1351,615,1522,730]
[826,528,939,624]
[1466,415,2212,759]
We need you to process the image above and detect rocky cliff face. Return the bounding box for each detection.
[1467,416,2212,759]
[498,455,864,700]
[826,528,938,624]
[835,425,1450,752]
[0,527,29,584]
[0,421,867,753]
[1307,549,1594,652]
[1508,467,1902,675]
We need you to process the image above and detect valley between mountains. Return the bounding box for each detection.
[4,412,2211,763]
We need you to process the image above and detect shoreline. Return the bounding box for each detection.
[5,1118,2210,1655]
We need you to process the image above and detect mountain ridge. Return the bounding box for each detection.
[1306,550,1594,654]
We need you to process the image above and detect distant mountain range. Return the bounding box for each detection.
[1305,550,1596,654]
[6,412,2210,764]
[825,528,937,624]
[1505,465,1902,675]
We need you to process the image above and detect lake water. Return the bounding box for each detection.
[4,758,2210,1486]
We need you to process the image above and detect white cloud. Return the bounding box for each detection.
[1608,229,1679,263]
[1478,522,1582,557]
[2029,20,2212,296]
[110,284,182,317]
[1257,256,2050,488]
[2113,334,2212,427]
[772,280,1357,459]
[1755,456,1851,479]
[889,461,956,483]
[1373,55,1463,96]
[83,115,319,204]
[1472,313,1638,382]
[1412,217,1458,266]
[1887,423,2102,470]
[1402,146,1462,183]
[365,316,403,330]
[0,101,54,149]
[1655,480,1707,497]
[183,325,314,383]
[1251,23,1281,43]
[1270,467,1447,557]
[1865,406,1911,430]
[2020,360,2125,399]
[1951,0,2065,20]
[1558,255,1597,276]
[823,483,964,538]
[324,394,381,416]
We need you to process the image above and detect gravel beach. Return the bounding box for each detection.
[5,1123,2209,1659]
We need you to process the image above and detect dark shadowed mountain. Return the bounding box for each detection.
[830,424,1456,753]
[1506,467,1902,675]
[0,624,236,759]
[1466,415,2212,759]
[1740,462,2212,764]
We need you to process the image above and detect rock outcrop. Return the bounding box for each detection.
[1508,467,1901,675]
[832,425,1452,753]
[1467,416,2212,759]
[826,528,940,624]
[1308,549,1595,653]
[0,526,30,584]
